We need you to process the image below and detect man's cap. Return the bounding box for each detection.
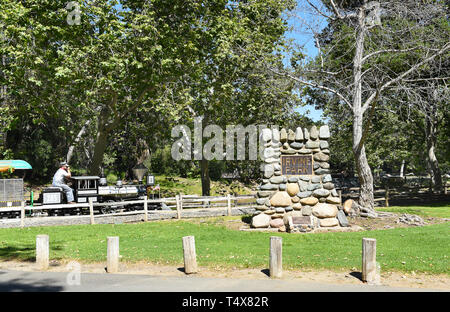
[60,161,69,167]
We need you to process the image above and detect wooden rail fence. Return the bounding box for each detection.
[8,194,256,227]
[339,183,450,207]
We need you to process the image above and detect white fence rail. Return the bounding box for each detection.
[2,194,257,226]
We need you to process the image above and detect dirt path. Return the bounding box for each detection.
[1,259,448,290]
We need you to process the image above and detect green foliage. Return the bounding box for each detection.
[148,146,199,178]
[0,0,300,185]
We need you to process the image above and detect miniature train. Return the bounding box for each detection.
[1,160,163,217]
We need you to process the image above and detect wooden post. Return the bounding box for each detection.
[227,194,232,216]
[180,194,183,215]
[269,236,282,278]
[107,236,120,273]
[182,236,197,274]
[36,234,49,270]
[385,187,389,207]
[143,196,148,222]
[338,189,342,203]
[362,238,377,283]
[176,195,181,220]
[20,201,25,228]
[89,198,95,225]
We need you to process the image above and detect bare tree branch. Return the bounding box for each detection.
[305,0,333,20]
[268,66,353,109]
[361,47,421,64]
[362,42,450,113]
[330,0,357,19]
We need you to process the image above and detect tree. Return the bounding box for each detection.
[273,0,449,215]
[167,0,299,195]
[391,64,449,192]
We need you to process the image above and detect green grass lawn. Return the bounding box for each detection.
[376,203,450,218]
[0,218,448,275]
[148,175,254,197]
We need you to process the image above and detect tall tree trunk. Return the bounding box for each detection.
[136,138,150,164]
[66,119,91,163]
[355,143,375,210]
[88,125,110,176]
[425,116,443,193]
[352,6,375,213]
[88,105,119,176]
[200,158,210,196]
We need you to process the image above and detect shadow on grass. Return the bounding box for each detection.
[0,246,36,262]
[0,244,64,262]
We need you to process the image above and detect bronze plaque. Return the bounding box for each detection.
[292,216,312,225]
[281,155,313,175]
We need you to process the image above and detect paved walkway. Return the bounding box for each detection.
[0,269,443,292]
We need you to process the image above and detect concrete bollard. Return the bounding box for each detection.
[182,236,197,274]
[107,236,120,273]
[362,238,379,284]
[269,236,282,278]
[36,235,49,270]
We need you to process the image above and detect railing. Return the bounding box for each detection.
[1,194,257,227]
[339,179,450,207]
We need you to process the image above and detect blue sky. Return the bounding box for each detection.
[285,0,329,122]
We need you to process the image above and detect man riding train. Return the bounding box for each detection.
[52,161,75,204]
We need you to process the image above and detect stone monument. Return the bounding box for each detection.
[253,125,348,232]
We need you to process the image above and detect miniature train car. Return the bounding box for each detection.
[40,174,160,209]
[0,160,32,209]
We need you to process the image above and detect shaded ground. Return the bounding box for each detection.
[0,259,448,290]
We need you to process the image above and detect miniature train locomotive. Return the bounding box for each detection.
[40,164,161,211]
[0,161,163,218]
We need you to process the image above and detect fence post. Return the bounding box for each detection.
[89,198,95,225]
[385,187,389,207]
[107,236,120,273]
[338,189,342,204]
[36,234,49,270]
[269,236,282,278]
[182,236,197,274]
[176,195,181,220]
[20,201,25,228]
[227,194,232,216]
[143,196,148,222]
[362,238,378,284]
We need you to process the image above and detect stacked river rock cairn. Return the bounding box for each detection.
[253,125,349,232]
